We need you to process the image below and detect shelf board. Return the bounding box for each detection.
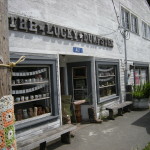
[100,94,118,102]
[15,113,51,125]
[73,77,87,79]
[74,89,87,90]
[99,75,115,77]
[14,97,50,105]
[12,80,49,86]
[99,84,116,88]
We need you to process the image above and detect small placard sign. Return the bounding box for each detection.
[73,47,83,53]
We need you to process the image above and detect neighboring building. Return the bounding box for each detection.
[8,0,150,142]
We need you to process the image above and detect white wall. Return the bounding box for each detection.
[8,0,150,60]
[8,0,150,119]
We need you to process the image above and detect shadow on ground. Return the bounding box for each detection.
[132,110,150,134]
[47,140,63,150]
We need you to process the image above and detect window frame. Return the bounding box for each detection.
[131,14,139,34]
[10,53,59,131]
[148,25,150,40]
[133,63,149,85]
[142,21,148,39]
[121,7,130,30]
[96,61,120,104]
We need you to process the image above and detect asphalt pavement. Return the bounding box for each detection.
[47,109,150,150]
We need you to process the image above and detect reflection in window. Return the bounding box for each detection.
[142,22,148,39]
[131,14,138,34]
[134,67,148,85]
[121,7,130,30]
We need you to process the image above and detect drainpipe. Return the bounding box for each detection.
[123,30,128,86]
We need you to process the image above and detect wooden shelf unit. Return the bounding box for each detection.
[12,65,51,122]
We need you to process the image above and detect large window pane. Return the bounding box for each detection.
[134,66,148,85]
[121,7,130,30]
[131,14,138,34]
[96,62,119,103]
[142,22,148,38]
[12,65,52,122]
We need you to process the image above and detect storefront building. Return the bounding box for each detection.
[8,0,150,139]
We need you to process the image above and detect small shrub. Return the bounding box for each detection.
[143,142,150,150]
[132,83,150,99]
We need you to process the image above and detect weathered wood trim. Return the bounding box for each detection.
[106,101,133,119]
[17,124,76,150]
[0,0,11,98]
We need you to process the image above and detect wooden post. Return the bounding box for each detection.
[0,1,17,149]
[0,0,11,98]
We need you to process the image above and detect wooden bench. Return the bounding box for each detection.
[106,101,133,120]
[17,124,77,150]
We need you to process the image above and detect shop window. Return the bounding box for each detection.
[121,7,130,30]
[11,55,58,130]
[12,66,51,121]
[96,62,119,103]
[134,66,149,85]
[131,14,139,34]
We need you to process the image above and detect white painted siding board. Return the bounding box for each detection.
[8,0,150,120]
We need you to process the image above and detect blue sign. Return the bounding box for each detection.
[73,47,83,53]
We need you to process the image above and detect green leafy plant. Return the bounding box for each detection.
[143,142,150,150]
[132,83,150,99]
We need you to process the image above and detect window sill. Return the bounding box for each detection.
[142,37,150,41]
[15,113,58,130]
[98,94,119,104]
[130,31,140,36]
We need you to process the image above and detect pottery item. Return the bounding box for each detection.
[15,97,20,102]
[16,79,20,84]
[34,107,38,116]
[25,96,29,101]
[46,93,50,97]
[39,77,43,82]
[35,95,38,99]
[38,94,42,98]
[45,107,50,113]
[42,94,46,98]
[30,95,34,100]
[28,79,32,83]
[20,96,24,101]
[36,78,40,82]
[20,79,24,84]
[32,78,36,82]
[28,108,34,117]
[37,107,43,115]
[23,109,28,119]
[17,109,23,121]
[12,80,15,84]
[24,79,28,83]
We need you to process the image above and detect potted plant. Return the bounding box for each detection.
[132,83,150,109]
